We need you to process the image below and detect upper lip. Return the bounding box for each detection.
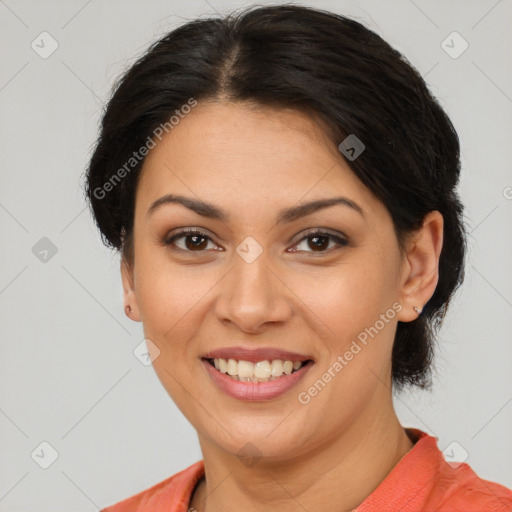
[201,347,314,363]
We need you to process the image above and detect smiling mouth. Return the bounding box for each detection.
[203,357,314,383]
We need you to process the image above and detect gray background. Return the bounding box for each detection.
[0,0,511,510]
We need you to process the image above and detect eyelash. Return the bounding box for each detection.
[163,228,349,254]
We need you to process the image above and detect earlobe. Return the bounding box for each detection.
[121,257,141,322]
[397,211,444,322]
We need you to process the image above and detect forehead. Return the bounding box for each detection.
[136,101,380,220]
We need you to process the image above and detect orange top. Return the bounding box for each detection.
[100,428,512,512]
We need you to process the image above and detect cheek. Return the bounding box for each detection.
[292,260,398,420]
[133,259,212,418]
[137,268,211,341]
[296,255,395,339]
[292,251,400,398]
[132,250,206,364]
[134,237,207,324]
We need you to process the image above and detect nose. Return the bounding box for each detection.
[214,250,293,333]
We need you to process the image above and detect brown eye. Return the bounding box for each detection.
[291,230,348,253]
[164,229,217,252]
[307,235,330,251]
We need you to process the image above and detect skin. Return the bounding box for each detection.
[121,100,443,512]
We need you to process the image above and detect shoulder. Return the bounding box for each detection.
[100,460,204,512]
[428,461,512,512]
[355,428,512,512]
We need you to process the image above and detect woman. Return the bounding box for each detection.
[85,4,512,511]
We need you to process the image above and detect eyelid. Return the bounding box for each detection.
[288,228,349,253]
[163,227,218,248]
[163,227,349,253]
[291,227,348,243]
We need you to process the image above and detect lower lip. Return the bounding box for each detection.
[202,359,313,401]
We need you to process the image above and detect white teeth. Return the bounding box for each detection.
[211,358,305,381]
[238,360,254,378]
[270,359,283,377]
[254,361,271,379]
[219,358,228,374]
[227,358,238,376]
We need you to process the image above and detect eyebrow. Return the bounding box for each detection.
[146,193,365,223]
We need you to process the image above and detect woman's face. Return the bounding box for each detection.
[122,101,430,461]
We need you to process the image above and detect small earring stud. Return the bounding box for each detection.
[125,305,132,316]
[413,306,422,315]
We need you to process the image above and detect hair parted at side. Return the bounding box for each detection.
[84,4,467,391]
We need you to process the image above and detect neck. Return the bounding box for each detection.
[191,387,414,512]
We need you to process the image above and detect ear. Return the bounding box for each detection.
[396,210,444,322]
[121,257,141,322]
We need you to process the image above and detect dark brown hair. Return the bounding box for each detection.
[84,4,467,391]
